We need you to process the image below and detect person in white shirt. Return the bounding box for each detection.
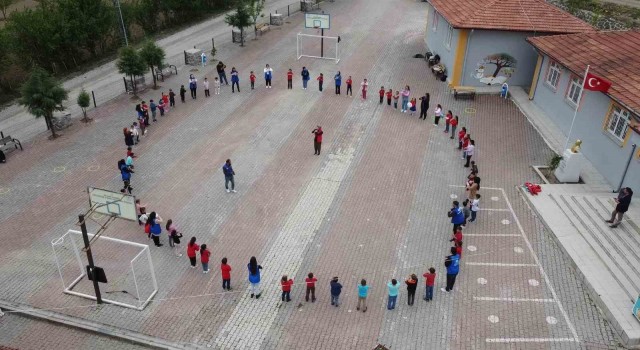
[204,77,210,97]
[464,140,475,167]
[264,64,273,88]
[214,77,221,95]
[470,194,481,222]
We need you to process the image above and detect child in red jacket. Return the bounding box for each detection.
[379,86,385,104]
[317,73,324,92]
[450,227,463,245]
[450,115,459,139]
[221,257,232,290]
[281,275,294,302]
[423,267,436,301]
[250,71,256,90]
[386,89,393,105]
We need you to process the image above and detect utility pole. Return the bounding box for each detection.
[79,214,102,304]
[113,0,128,46]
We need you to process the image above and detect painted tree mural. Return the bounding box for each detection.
[482,53,517,77]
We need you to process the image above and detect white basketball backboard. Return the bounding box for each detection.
[305,13,330,29]
[88,187,137,221]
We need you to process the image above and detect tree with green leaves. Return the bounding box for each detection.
[77,89,91,122]
[20,67,68,138]
[247,0,265,39]
[225,2,252,47]
[116,46,146,94]
[0,0,17,20]
[139,40,166,89]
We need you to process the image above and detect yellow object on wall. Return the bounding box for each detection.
[450,29,469,87]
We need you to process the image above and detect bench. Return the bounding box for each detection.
[453,87,476,100]
[0,132,23,155]
[155,65,178,82]
[256,23,271,35]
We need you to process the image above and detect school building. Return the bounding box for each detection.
[424,0,594,89]
[527,31,640,190]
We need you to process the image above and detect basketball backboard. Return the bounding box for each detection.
[88,187,137,221]
[305,13,330,29]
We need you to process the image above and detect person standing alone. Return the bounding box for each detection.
[312,126,323,155]
[264,64,273,88]
[419,93,429,120]
[334,71,342,95]
[301,67,310,90]
[606,187,633,228]
[189,75,197,99]
[222,159,236,193]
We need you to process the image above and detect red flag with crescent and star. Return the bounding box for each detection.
[583,72,611,92]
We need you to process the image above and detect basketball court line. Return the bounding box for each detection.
[486,338,577,343]
[473,296,555,303]
[464,233,521,237]
[465,262,538,267]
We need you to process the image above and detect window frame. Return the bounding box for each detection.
[445,24,453,49]
[565,75,582,107]
[432,11,439,32]
[606,105,631,142]
[544,60,562,90]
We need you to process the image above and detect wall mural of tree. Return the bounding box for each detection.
[474,53,518,85]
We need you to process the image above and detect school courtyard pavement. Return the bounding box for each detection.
[0,0,625,349]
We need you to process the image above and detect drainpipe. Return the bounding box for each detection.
[616,143,637,193]
[460,29,474,86]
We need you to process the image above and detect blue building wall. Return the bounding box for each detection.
[425,4,460,83]
[462,30,540,88]
[532,54,640,190]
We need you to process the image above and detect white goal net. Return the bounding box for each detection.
[297,32,340,63]
[51,230,158,310]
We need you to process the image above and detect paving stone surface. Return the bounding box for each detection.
[0,0,623,349]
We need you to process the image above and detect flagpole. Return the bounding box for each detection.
[563,65,590,151]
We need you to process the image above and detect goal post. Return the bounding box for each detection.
[51,230,158,310]
[297,32,340,63]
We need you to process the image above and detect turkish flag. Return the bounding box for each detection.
[583,73,611,92]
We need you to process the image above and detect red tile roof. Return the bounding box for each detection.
[428,0,595,33]
[528,31,640,115]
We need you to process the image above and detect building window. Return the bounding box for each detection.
[545,61,562,89]
[432,11,439,32]
[566,76,582,106]
[445,25,453,49]
[606,106,631,141]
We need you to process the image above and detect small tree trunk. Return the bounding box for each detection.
[240,27,244,47]
[45,114,58,138]
[151,66,157,89]
[82,108,88,122]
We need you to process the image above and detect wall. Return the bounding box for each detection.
[532,54,640,190]
[462,30,540,88]
[425,4,460,83]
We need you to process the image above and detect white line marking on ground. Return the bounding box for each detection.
[486,338,577,343]
[500,187,580,342]
[464,234,521,237]
[448,185,503,191]
[465,262,538,267]
[478,208,511,212]
[473,296,555,303]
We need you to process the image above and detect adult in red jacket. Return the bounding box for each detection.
[312,126,323,155]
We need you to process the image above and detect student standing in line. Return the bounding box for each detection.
[423,267,436,301]
[250,71,256,90]
[287,69,294,89]
[387,279,399,310]
[346,76,353,97]
[330,277,342,307]
[444,110,453,133]
[248,256,263,298]
[148,212,163,247]
[442,247,460,293]
[361,79,368,99]
[189,74,197,99]
[450,116,459,139]
[456,241,464,258]
[216,61,229,85]
[312,126,323,155]
[301,67,310,90]
[400,86,410,112]
[119,159,133,194]
[379,86,385,104]
[419,93,430,120]
[461,199,471,228]
[204,77,210,97]
[135,199,146,226]
[305,272,317,302]
[393,91,400,109]
[386,89,393,106]
[222,159,236,193]
[464,140,475,167]
[467,176,480,201]
[158,98,166,116]
[124,127,133,147]
[187,237,200,268]
[334,71,342,95]
[179,85,186,103]
[214,77,221,95]
[606,187,633,228]
[201,244,211,273]
[169,89,176,107]
[149,99,157,122]
[434,104,443,125]
[230,67,240,93]
[409,98,417,116]
[264,64,273,88]
[281,275,293,302]
[166,219,183,256]
[221,257,232,290]
[317,73,324,91]
[448,200,465,233]
[451,227,463,248]
[405,274,418,306]
[162,92,170,111]
[461,134,470,159]
[357,279,369,312]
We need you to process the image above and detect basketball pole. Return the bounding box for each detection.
[79,214,102,304]
[321,28,324,58]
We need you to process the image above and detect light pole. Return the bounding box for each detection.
[113,0,128,46]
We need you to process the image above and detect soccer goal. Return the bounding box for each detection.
[51,230,158,310]
[297,32,340,63]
